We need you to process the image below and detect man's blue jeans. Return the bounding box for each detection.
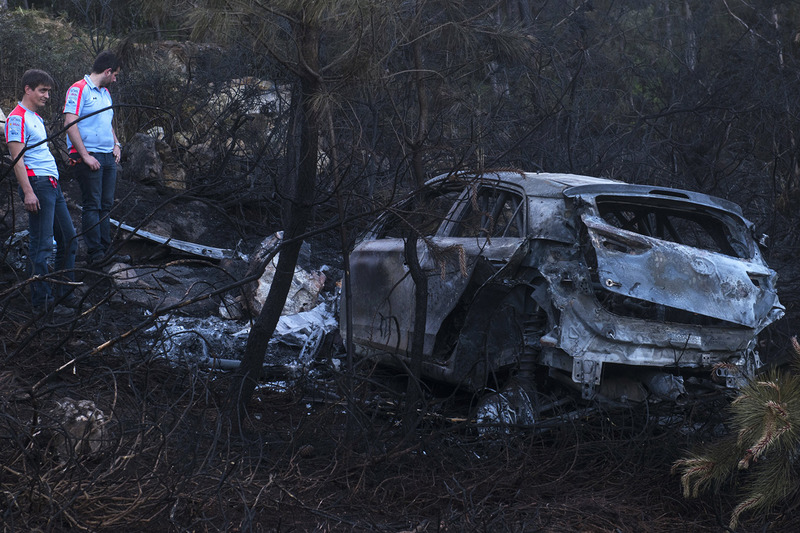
[74,152,117,262]
[21,176,77,307]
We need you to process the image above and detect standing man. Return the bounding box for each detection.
[64,50,122,265]
[5,69,78,315]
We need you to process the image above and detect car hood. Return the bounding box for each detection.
[580,213,784,329]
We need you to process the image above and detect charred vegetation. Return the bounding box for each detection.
[2,2,800,530]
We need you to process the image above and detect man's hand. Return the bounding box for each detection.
[23,190,40,213]
[83,153,101,170]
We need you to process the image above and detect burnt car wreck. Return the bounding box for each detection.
[341,170,784,407]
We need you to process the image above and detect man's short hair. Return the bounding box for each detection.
[92,51,121,74]
[21,69,54,97]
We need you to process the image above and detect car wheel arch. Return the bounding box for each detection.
[437,272,554,391]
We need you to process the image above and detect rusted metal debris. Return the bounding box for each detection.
[342,170,784,408]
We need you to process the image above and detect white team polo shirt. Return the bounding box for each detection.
[64,75,115,154]
[4,103,59,178]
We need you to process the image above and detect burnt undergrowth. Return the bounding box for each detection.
[1,277,797,533]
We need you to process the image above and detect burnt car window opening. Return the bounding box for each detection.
[373,186,463,239]
[451,187,525,238]
[596,197,751,259]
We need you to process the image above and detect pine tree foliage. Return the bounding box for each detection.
[673,339,800,529]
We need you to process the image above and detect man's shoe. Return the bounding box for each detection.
[51,304,76,319]
[87,252,104,266]
[102,254,130,266]
[32,301,76,320]
[88,253,129,269]
[59,292,82,309]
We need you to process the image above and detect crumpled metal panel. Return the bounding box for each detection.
[527,197,577,243]
[581,213,781,328]
[344,239,468,355]
[344,237,522,357]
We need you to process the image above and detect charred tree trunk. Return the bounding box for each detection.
[410,1,429,188]
[403,226,428,438]
[226,21,321,424]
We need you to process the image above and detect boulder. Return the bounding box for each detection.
[163,162,187,190]
[122,133,163,186]
[107,262,220,315]
[252,256,326,315]
[46,397,107,460]
[245,233,325,316]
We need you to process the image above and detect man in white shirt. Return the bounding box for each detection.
[64,51,122,265]
[5,69,78,315]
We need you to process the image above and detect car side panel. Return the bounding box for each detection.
[345,237,522,357]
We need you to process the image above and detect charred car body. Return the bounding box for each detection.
[342,170,784,404]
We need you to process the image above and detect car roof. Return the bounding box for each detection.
[426,170,622,199]
[427,170,745,217]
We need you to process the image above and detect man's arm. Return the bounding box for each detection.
[7,141,39,213]
[64,112,100,170]
[111,127,121,163]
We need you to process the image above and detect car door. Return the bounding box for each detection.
[345,179,527,358]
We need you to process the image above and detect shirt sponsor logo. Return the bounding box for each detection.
[66,87,80,109]
[7,116,22,141]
